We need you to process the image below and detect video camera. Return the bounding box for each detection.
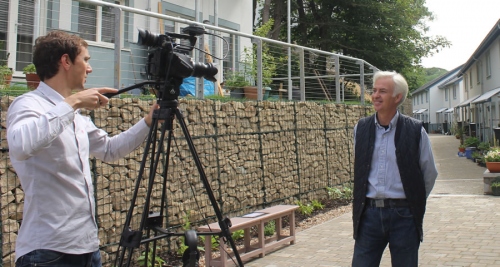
[137,25,218,83]
[103,24,219,100]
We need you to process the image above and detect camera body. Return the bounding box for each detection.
[138,25,217,84]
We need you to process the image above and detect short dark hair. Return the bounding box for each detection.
[32,30,88,81]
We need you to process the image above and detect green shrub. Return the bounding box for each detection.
[22,63,36,74]
[478,142,490,151]
[231,229,244,241]
[311,200,324,210]
[137,247,166,267]
[264,220,275,236]
[464,137,480,148]
[296,200,313,216]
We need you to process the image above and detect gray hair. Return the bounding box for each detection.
[373,71,408,106]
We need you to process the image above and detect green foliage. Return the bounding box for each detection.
[264,220,275,237]
[424,68,449,83]
[0,64,13,75]
[295,200,314,216]
[22,63,36,74]
[259,0,450,91]
[464,137,480,148]
[137,247,166,267]
[311,200,324,210]
[243,19,277,86]
[224,70,251,90]
[177,212,195,256]
[478,142,490,152]
[231,229,244,241]
[326,184,353,200]
[471,151,482,159]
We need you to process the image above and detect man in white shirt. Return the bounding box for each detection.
[8,30,157,267]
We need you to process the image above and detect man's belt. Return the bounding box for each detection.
[366,198,409,208]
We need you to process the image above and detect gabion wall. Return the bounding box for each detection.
[1,96,373,266]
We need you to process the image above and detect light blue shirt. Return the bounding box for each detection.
[354,112,438,199]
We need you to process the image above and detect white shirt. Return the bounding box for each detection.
[7,82,150,260]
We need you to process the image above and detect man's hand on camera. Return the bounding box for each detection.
[65,87,118,110]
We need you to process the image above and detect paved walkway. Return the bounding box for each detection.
[244,134,500,267]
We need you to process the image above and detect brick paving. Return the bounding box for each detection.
[242,135,499,267]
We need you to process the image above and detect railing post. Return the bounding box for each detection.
[358,60,365,105]
[299,48,305,101]
[254,38,263,100]
[113,7,122,90]
[335,55,340,103]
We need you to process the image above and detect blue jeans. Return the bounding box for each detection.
[16,249,101,267]
[352,206,420,267]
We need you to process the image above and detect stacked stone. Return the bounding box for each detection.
[0,96,367,267]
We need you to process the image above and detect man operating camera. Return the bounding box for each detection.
[7,30,158,267]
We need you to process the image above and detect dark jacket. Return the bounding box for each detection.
[352,113,426,241]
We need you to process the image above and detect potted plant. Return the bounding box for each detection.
[224,70,251,99]
[491,178,500,196]
[242,19,277,100]
[23,63,40,90]
[463,136,480,160]
[484,147,500,173]
[454,125,463,140]
[0,64,13,86]
[458,144,466,153]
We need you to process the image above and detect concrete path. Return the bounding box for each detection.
[243,135,500,267]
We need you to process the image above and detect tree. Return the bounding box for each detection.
[255,0,451,91]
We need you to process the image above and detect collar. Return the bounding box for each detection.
[374,111,399,130]
[35,82,66,106]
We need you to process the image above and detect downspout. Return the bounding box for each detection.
[147,0,151,30]
[33,0,41,42]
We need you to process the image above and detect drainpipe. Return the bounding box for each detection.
[33,0,41,42]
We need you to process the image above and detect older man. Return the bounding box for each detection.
[352,71,438,266]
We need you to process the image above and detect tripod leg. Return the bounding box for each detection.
[114,108,175,267]
[174,108,244,267]
[182,230,200,267]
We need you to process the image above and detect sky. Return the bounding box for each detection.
[420,0,500,71]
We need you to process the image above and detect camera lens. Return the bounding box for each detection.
[192,63,218,82]
[137,29,159,47]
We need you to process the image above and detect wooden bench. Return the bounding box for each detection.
[198,204,299,267]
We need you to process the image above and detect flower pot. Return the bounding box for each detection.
[243,86,272,100]
[465,147,476,159]
[459,147,465,153]
[486,162,500,173]
[25,73,40,90]
[3,73,12,86]
[244,86,258,100]
[230,88,245,99]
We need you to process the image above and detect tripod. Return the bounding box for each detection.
[109,80,244,267]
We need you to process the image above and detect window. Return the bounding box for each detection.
[464,74,468,91]
[445,87,448,101]
[470,71,473,89]
[16,0,35,70]
[420,93,423,104]
[73,0,127,43]
[486,50,491,78]
[453,85,457,99]
[426,91,428,103]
